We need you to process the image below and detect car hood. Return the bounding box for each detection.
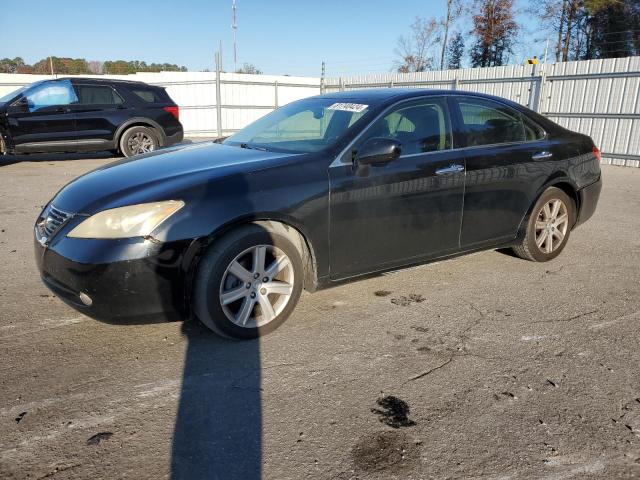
[51,142,299,213]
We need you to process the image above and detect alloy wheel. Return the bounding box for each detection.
[128,132,155,155]
[219,245,294,328]
[534,198,569,254]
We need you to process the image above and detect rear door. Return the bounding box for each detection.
[71,83,128,149]
[8,80,77,152]
[451,96,550,248]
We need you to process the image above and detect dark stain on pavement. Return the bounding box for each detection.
[371,395,416,428]
[352,430,420,474]
[86,432,113,445]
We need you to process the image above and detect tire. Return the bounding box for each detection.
[512,186,575,262]
[0,132,6,155]
[119,126,158,158]
[193,224,304,339]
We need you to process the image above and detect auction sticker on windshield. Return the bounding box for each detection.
[327,103,369,113]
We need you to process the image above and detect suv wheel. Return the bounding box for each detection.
[119,126,158,157]
[512,186,575,262]
[193,224,304,339]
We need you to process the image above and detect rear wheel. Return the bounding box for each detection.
[512,186,575,262]
[119,126,158,157]
[193,224,304,339]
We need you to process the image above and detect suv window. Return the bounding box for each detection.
[457,98,526,146]
[358,98,452,155]
[131,88,162,103]
[24,80,78,112]
[75,84,123,105]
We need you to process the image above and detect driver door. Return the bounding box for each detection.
[8,79,78,153]
[328,97,465,279]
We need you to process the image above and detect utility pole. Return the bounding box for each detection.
[49,56,54,76]
[543,37,550,68]
[232,0,238,72]
[219,39,224,71]
[320,61,325,94]
[215,49,223,138]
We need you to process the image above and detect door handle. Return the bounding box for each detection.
[532,151,553,161]
[435,164,464,175]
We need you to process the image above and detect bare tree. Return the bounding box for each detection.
[440,0,464,70]
[235,63,262,75]
[396,17,441,73]
[88,61,103,75]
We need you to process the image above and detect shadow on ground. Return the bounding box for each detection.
[171,321,262,480]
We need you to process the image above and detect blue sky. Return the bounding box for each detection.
[1,0,544,77]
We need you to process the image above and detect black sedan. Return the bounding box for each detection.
[34,89,602,339]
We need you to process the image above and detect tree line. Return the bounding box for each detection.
[397,0,640,72]
[0,57,188,75]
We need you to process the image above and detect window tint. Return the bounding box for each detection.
[457,98,525,146]
[131,88,162,103]
[359,98,452,155]
[24,80,78,112]
[75,85,123,105]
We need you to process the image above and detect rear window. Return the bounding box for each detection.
[131,88,163,103]
[75,84,123,105]
[457,98,526,146]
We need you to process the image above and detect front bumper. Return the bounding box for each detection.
[575,176,602,228]
[34,235,193,321]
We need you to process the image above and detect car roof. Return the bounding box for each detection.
[316,88,517,106]
[56,77,152,86]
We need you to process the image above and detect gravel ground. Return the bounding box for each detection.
[0,152,639,480]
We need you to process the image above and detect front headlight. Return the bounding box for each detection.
[67,200,184,239]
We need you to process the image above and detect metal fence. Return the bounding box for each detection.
[0,56,638,167]
[0,71,320,138]
[323,56,640,168]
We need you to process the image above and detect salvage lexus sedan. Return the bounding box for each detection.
[34,89,602,339]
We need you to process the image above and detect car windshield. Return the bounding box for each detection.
[0,86,28,103]
[223,98,371,153]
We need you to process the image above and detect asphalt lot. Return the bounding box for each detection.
[0,152,639,480]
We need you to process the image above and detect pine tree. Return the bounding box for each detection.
[446,31,465,69]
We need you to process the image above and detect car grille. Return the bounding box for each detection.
[35,204,74,245]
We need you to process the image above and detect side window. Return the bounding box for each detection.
[523,115,545,141]
[358,98,452,156]
[457,98,525,146]
[75,85,123,105]
[24,80,78,112]
[131,88,162,103]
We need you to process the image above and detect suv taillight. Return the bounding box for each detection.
[163,106,179,121]
[592,145,602,162]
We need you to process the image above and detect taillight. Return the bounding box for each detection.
[163,106,179,121]
[592,145,602,162]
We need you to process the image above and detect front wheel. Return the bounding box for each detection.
[119,126,158,157]
[193,224,304,339]
[512,186,575,262]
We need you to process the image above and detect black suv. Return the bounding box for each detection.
[0,77,183,157]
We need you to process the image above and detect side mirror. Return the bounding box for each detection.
[355,137,401,166]
[9,96,29,113]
